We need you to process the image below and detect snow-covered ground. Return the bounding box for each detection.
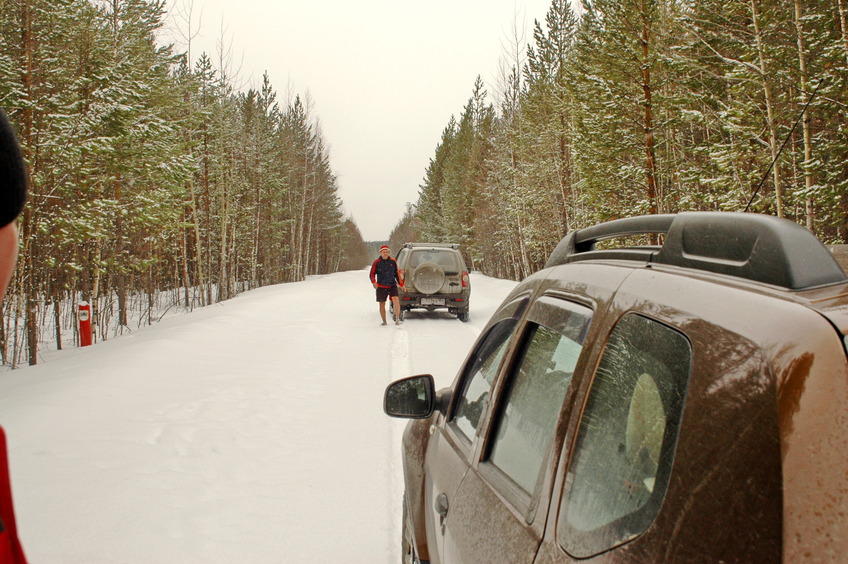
[0,270,517,563]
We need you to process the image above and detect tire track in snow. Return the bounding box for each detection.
[385,325,412,561]
[390,326,412,381]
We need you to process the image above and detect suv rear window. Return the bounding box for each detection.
[408,249,461,274]
[558,313,692,557]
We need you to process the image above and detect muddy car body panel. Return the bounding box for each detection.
[385,212,848,563]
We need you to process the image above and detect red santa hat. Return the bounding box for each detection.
[380,245,389,252]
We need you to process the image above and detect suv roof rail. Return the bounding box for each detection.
[403,242,460,250]
[545,212,847,290]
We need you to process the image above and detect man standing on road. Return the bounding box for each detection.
[369,245,403,326]
[0,107,29,563]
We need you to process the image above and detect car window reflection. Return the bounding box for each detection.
[560,313,692,557]
[453,319,517,441]
[487,304,592,498]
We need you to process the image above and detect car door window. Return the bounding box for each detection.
[451,319,517,442]
[449,296,528,444]
[558,313,692,557]
[486,299,592,501]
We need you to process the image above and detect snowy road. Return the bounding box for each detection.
[0,270,516,563]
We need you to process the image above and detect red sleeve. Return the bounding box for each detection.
[369,259,378,283]
[393,259,404,286]
[0,427,26,564]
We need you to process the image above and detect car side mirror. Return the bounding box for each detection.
[384,375,435,419]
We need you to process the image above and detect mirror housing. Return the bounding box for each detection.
[435,387,451,416]
[384,375,435,419]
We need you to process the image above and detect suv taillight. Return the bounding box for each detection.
[461,271,469,287]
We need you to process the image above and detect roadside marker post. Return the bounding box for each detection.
[78,301,92,347]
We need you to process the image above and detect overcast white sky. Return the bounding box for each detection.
[161,0,556,241]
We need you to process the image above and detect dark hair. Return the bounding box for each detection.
[0,109,27,228]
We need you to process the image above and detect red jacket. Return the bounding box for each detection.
[0,427,26,564]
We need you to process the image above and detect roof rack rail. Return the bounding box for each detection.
[545,212,847,290]
[403,242,460,250]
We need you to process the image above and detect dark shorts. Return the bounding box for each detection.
[376,285,399,302]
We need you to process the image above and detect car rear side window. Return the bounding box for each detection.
[396,248,409,265]
[558,313,692,557]
[487,299,592,500]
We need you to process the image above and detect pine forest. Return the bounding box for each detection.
[390,0,848,282]
[0,0,370,367]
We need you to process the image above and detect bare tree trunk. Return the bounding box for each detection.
[215,140,232,302]
[53,290,62,351]
[12,291,23,368]
[186,182,204,307]
[181,207,190,308]
[751,0,783,216]
[91,241,102,344]
[20,185,37,365]
[218,183,229,301]
[252,196,260,287]
[228,219,237,295]
[516,212,531,279]
[115,178,129,329]
[203,130,213,305]
[794,0,815,231]
[559,112,571,235]
[304,196,315,276]
[838,0,848,62]
[295,163,309,282]
[19,0,40,365]
[147,248,155,326]
[641,0,659,224]
[251,160,262,288]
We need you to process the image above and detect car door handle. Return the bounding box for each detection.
[435,493,449,534]
[435,493,449,518]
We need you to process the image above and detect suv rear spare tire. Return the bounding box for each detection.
[412,262,445,295]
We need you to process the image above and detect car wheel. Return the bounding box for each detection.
[457,310,469,322]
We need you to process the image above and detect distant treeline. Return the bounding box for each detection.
[0,0,369,367]
[389,0,848,280]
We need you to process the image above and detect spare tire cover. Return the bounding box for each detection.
[412,262,445,295]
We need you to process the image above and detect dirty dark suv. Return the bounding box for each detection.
[395,243,471,322]
[384,212,848,563]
